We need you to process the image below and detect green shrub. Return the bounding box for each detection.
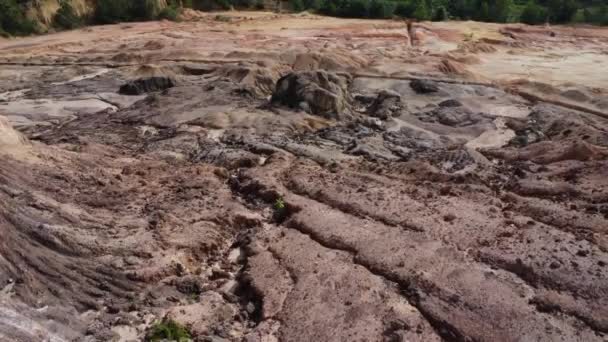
[412,0,430,20]
[520,1,547,24]
[369,0,396,18]
[394,1,415,17]
[432,6,449,21]
[94,0,132,24]
[290,0,306,12]
[342,0,369,17]
[158,5,181,21]
[53,0,83,29]
[0,0,38,35]
[146,319,191,342]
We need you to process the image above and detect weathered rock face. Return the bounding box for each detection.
[119,76,176,95]
[367,89,402,119]
[271,70,352,119]
[410,79,439,94]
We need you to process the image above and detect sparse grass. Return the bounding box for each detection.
[146,319,191,342]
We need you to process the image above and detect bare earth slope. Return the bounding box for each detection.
[0,12,607,342]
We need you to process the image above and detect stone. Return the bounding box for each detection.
[271,70,352,119]
[119,76,176,95]
[410,79,439,94]
[368,89,402,119]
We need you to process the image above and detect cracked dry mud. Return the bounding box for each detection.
[1,11,608,342]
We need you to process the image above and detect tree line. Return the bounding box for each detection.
[1,0,607,37]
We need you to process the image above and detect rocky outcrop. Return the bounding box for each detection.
[119,76,176,95]
[271,70,352,119]
[367,89,402,119]
[410,79,439,94]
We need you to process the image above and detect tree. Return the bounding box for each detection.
[432,6,448,20]
[369,0,396,18]
[547,0,579,23]
[54,0,83,29]
[520,1,547,24]
[412,0,430,20]
[492,0,513,22]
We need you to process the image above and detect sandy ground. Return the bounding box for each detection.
[0,12,607,342]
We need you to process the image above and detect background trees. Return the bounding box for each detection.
[0,0,606,37]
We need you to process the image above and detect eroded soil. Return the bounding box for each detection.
[0,12,607,342]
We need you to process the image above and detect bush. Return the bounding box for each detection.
[146,319,191,342]
[320,0,338,15]
[411,0,430,20]
[369,0,396,18]
[158,5,181,21]
[0,0,38,35]
[432,6,449,21]
[53,0,83,29]
[290,0,305,12]
[520,1,547,24]
[94,0,132,24]
[394,1,415,17]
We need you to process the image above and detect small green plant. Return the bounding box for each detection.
[274,197,285,212]
[273,197,288,222]
[146,319,191,342]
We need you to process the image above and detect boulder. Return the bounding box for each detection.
[367,89,402,119]
[438,99,463,107]
[410,79,439,94]
[119,76,176,95]
[271,70,352,119]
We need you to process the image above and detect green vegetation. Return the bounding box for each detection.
[146,319,191,342]
[1,0,607,37]
[273,197,288,221]
[54,0,84,29]
[312,0,608,24]
[0,0,39,36]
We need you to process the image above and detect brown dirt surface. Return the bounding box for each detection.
[0,11,607,342]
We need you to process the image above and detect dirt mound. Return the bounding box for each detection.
[271,70,352,119]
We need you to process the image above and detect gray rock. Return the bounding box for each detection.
[410,79,439,94]
[271,70,352,119]
[119,76,176,95]
[368,89,402,119]
[438,99,463,107]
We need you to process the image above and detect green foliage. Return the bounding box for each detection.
[290,0,306,12]
[53,0,83,29]
[369,0,396,18]
[547,0,579,23]
[158,6,180,20]
[146,319,191,342]
[412,0,430,20]
[432,6,449,20]
[0,0,38,36]
[273,197,288,222]
[520,0,547,24]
